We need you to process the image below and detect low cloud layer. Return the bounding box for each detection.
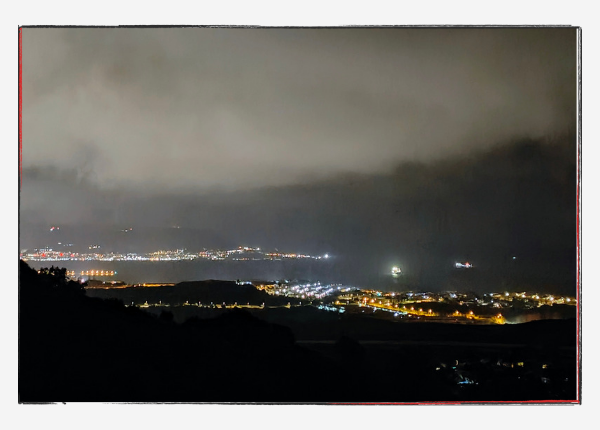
[20,136,577,293]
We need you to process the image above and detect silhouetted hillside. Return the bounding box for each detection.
[19,260,339,402]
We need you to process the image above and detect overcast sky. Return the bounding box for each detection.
[22,27,576,192]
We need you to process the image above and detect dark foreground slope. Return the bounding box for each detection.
[19,261,578,403]
[19,261,335,402]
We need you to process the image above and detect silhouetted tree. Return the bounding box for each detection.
[35,263,85,295]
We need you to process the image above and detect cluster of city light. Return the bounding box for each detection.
[255,281,348,300]
[21,246,330,262]
[289,283,333,299]
[354,293,505,323]
[264,253,312,259]
[317,304,345,313]
[332,287,577,324]
[21,249,150,262]
[78,270,116,277]
[455,262,473,269]
[483,291,576,307]
[146,249,198,261]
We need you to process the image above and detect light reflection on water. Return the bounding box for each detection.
[26,259,349,285]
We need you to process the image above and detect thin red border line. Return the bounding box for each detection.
[331,400,579,405]
[19,28,22,190]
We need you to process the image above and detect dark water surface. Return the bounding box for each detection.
[24,257,576,296]
[25,259,354,285]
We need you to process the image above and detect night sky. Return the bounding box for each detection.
[20,27,578,293]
